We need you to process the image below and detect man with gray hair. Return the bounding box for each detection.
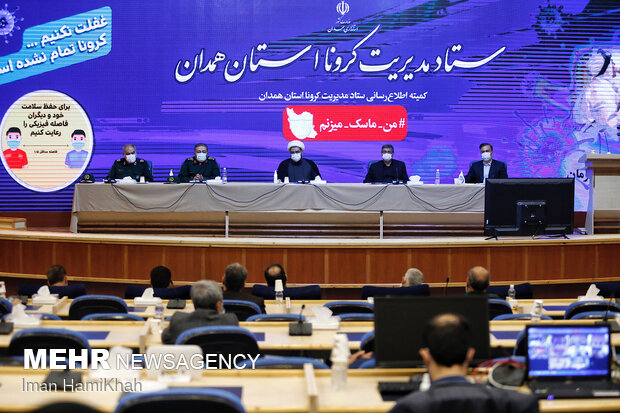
[465,266,499,299]
[222,262,265,312]
[401,268,424,287]
[106,143,153,181]
[161,280,238,344]
[364,144,408,183]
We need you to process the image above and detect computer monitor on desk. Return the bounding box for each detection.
[374,296,490,368]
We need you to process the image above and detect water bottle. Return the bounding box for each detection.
[435,169,440,185]
[508,284,516,301]
[155,302,164,321]
[275,290,284,304]
[273,170,278,184]
[330,334,350,391]
[222,167,228,183]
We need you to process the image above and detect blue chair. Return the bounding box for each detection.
[114,388,245,413]
[595,282,620,298]
[571,311,619,320]
[223,300,262,321]
[237,356,328,370]
[8,328,91,359]
[68,295,128,320]
[18,284,87,299]
[360,284,430,300]
[359,331,375,352]
[486,283,533,300]
[124,285,191,300]
[359,358,376,369]
[30,402,102,413]
[324,301,374,315]
[245,314,305,322]
[338,313,374,321]
[493,313,552,321]
[176,326,260,359]
[564,300,620,319]
[82,313,145,321]
[251,285,322,300]
[0,297,12,316]
[513,329,527,356]
[488,299,513,320]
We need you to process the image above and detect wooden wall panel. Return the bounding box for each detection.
[126,245,166,280]
[597,245,620,278]
[243,247,286,284]
[286,248,327,284]
[410,248,449,283]
[368,249,411,284]
[163,246,205,281]
[203,247,243,281]
[488,247,526,282]
[450,247,488,282]
[21,241,54,275]
[328,249,368,284]
[55,242,90,277]
[563,245,597,278]
[90,243,126,278]
[527,246,563,280]
[0,239,21,273]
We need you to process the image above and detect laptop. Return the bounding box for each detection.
[526,324,620,399]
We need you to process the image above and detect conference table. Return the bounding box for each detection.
[71,182,485,236]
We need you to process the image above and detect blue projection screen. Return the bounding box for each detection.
[0,0,618,211]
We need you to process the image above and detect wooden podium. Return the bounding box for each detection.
[581,153,620,234]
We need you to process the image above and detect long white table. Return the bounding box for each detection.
[72,182,485,236]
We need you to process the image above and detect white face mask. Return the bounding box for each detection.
[125,154,136,163]
[196,152,207,162]
[291,153,302,162]
[481,152,492,162]
[382,153,393,162]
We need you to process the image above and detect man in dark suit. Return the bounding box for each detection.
[464,143,508,183]
[222,262,265,312]
[364,144,409,183]
[388,313,538,413]
[161,280,238,344]
[465,266,500,299]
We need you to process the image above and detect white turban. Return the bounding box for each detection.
[287,140,305,152]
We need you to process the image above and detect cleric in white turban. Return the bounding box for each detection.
[276,140,321,183]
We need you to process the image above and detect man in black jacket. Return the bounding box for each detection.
[364,144,408,183]
[389,313,538,413]
[222,262,265,313]
[464,143,508,183]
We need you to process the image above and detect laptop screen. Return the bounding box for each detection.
[527,325,611,379]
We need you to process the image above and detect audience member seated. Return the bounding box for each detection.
[124,265,191,299]
[360,267,430,299]
[402,268,424,286]
[162,280,238,344]
[264,263,287,287]
[222,262,265,312]
[252,263,322,299]
[388,313,539,413]
[465,266,500,299]
[18,264,86,298]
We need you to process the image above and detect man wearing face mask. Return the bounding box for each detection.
[464,143,508,184]
[178,143,220,182]
[106,143,153,181]
[277,140,321,182]
[364,144,408,183]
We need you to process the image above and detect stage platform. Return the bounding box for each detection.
[1,229,618,299]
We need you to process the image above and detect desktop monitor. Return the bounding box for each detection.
[374,296,490,368]
[484,178,574,237]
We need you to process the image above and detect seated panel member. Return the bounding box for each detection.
[106,144,153,181]
[178,143,220,182]
[464,143,508,183]
[364,144,408,183]
[388,313,539,413]
[277,140,321,182]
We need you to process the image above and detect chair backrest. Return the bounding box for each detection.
[513,329,527,356]
[30,402,102,413]
[493,313,552,321]
[18,284,87,299]
[124,285,191,300]
[222,300,262,321]
[486,283,533,299]
[250,284,322,300]
[570,310,619,320]
[144,345,203,380]
[0,297,12,316]
[245,314,305,322]
[324,301,374,315]
[114,388,246,413]
[81,313,145,321]
[594,282,620,298]
[487,299,513,320]
[359,331,375,352]
[8,328,91,358]
[564,300,620,319]
[360,284,430,300]
[175,326,260,359]
[237,356,328,370]
[338,313,374,321]
[68,295,128,320]
[146,160,153,175]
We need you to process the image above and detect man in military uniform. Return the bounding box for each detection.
[178,143,220,182]
[106,144,153,181]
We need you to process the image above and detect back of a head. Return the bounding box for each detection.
[404,268,424,286]
[46,264,66,286]
[223,262,248,292]
[467,266,490,292]
[422,313,472,367]
[150,266,172,288]
[191,280,223,310]
[264,263,287,288]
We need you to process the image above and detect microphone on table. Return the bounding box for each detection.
[444,276,450,296]
[289,304,312,336]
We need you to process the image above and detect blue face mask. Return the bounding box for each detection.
[7,140,20,149]
[72,141,86,150]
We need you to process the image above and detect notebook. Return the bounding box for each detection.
[526,325,620,399]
